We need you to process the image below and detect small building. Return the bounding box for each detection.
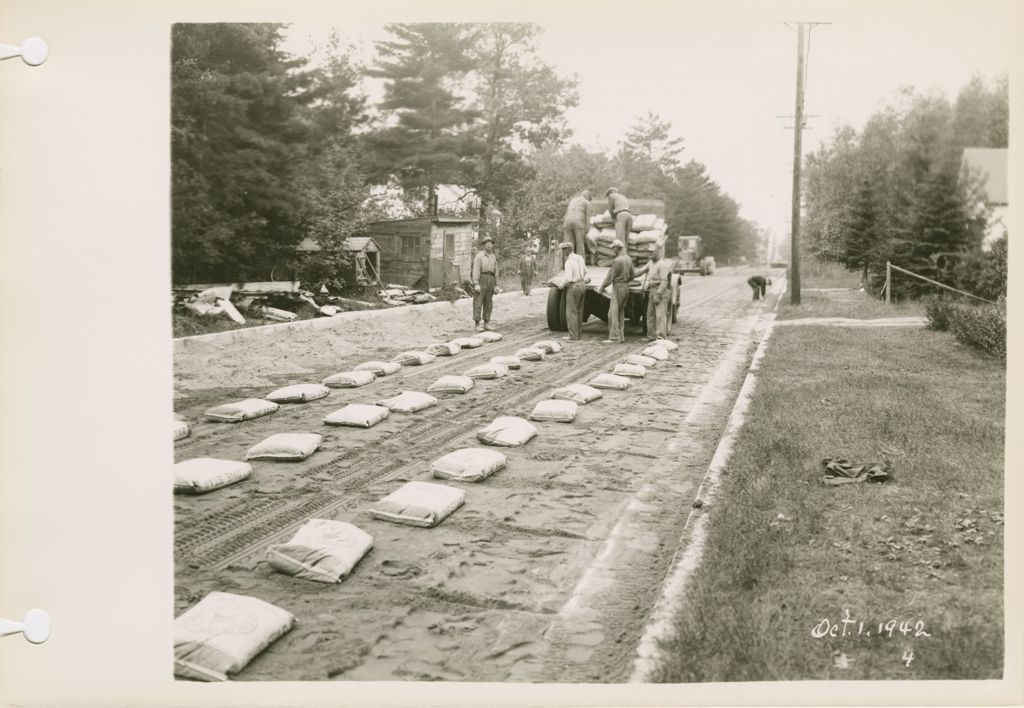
[960,148,1008,252]
[366,216,479,290]
[295,236,382,287]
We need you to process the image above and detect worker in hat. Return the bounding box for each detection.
[471,236,498,331]
[559,241,589,340]
[606,188,634,252]
[747,274,772,301]
[598,239,634,343]
[634,243,674,341]
[561,190,593,267]
[517,243,537,296]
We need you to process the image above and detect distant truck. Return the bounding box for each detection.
[674,235,715,275]
[546,198,681,334]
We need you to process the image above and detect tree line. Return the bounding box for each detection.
[171,23,764,285]
[802,75,1008,300]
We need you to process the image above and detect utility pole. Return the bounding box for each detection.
[784,21,829,306]
[789,22,806,305]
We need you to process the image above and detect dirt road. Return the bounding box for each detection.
[173,268,780,682]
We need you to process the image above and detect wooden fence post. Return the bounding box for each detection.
[885,261,891,305]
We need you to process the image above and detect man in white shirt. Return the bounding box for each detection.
[559,241,589,340]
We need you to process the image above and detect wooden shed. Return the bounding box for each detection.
[295,235,382,287]
[367,216,478,290]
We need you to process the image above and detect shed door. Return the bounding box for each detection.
[443,232,455,262]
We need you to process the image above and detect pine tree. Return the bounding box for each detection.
[364,23,480,215]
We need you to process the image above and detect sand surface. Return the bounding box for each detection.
[173,270,775,682]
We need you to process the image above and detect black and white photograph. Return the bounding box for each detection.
[167,3,1012,686]
[0,0,1019,704]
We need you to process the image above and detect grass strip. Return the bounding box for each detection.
[652,298,1004,681]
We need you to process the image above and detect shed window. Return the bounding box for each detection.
[400,235,418,257]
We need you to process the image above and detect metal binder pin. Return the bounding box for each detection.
[0,37,48,66]
[0,609,50,643]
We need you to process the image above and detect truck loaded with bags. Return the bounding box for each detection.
[544,198,681,335]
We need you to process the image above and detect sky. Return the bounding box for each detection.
[280,0,1012,240]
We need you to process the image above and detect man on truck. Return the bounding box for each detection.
[598,239,633,343]
[561,190,592,266]
[606,188,634,251]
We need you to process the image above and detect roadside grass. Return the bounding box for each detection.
[796,258,863,289]
[777,287,924,321]
[652,302,1004,681]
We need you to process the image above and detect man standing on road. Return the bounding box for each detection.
[559,241,589,341]
[599,239,633,343]
[747,274,771,301]
[517,245,536,296]
[606,188,634,252]
[636,246,674,341]
[471,236,498,331]
[562,190,592,266]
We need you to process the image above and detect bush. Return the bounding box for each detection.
[924,297,956,331]
[944,300,1006,358]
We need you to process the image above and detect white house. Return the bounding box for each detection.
[960,147,1008,252]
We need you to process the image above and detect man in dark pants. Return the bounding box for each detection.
[599,239,633,343]
[471,237,498,330]
[606,188,634,252]
[517,245,536,296]
[747,274,771,301]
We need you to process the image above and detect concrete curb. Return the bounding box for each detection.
[629,278,786,682]
[174,288,547,348]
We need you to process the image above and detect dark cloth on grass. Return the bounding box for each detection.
[821,456,892,486]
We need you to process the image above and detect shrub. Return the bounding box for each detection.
[945,300,1006,358]
[924,297,956,331]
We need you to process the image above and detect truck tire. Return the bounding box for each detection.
[546,286,567,331]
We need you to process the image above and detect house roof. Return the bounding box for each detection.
[295,236,381,253]
[367,216,479,227]
[961,148,1008,205]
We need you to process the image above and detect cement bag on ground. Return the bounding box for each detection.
[631,213,658,230]
[245,433,322,461]
[174,420,191,441]
[465,362,508,380]
[427,375,475,394]
[377,391,438,413]
[451,336,483,349]
[174,458,252,494]
[651,338,678,352]
[266,519,372,584]
[322,370,376,389]
[534,339,562,354]
[427,341,461,357]
[490,355,521,370]
[614,363,647,378]
[393,350,436,366]
[530,399,578,423]
[516,347,546,362]
[642,345,670,360]
[266,383,330,403]
[478,331,503,343]
[430,447,507,482]
[204,399,280,423]
[476,416,538,447]
[323,404,390,428]
[174,591,295,682]
[355,361,401,376]
[625,354,658,368]
[369,480,465,528]
[551,383,603,404]
[590,373,631,390]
